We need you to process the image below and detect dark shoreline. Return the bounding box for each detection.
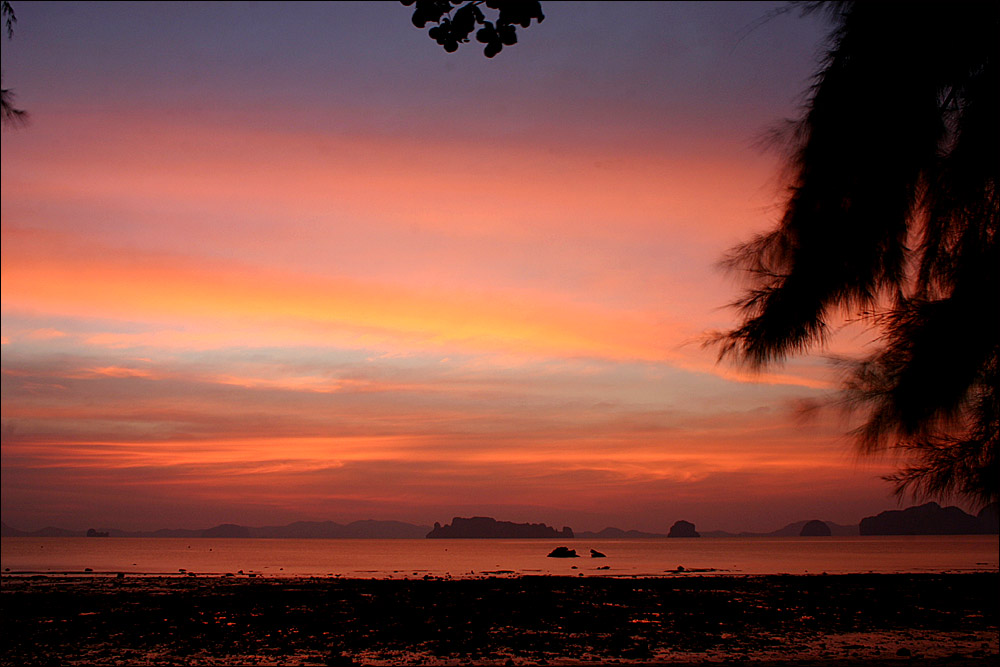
[2,572,997,666]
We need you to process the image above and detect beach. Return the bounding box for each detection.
[2,572,996,666]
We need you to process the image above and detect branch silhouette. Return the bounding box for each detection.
[1,1,27,128]
[402,0,544,57]
[712,1,998,508]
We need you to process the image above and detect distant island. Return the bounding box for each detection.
[426,517,573,539]
[799,520,832,536]
[575,520,860,539]
[860,502,998,535]
[701,520,860,538]
[3,502,996,538]
[667,520,700,538]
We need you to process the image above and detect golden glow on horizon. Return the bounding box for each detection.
[2,103,877,531]
[2,241,671,361]
[2,225,834,389]
[4,432,876,487]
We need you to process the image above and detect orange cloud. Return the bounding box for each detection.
[4,109,846,388]
[2,224,835,389]
[8,111,772,244]
[1,227,682,363]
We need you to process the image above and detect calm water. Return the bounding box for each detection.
[2,536,996,578]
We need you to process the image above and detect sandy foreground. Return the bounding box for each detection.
[1,572,997,666]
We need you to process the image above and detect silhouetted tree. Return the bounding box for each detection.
[1,0,27,127]
[402,0,543,57]
[402,1,996,507]
[715,2,998,508]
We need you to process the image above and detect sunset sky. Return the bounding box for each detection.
[1,1,923,533]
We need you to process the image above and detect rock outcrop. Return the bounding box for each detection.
[799,520,832,537]
[667,520,700,538]
[547,546,579,558]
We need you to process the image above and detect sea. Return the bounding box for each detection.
[2,535,997,578]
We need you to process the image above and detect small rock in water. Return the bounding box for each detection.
[590,549,607,558]
[547,546,579,558]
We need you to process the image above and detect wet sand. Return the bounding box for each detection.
[1,572,997,666]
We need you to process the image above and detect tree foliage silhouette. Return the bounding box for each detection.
[715,2,998,508]
[1,0,27,127]
[402,0,543,57]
